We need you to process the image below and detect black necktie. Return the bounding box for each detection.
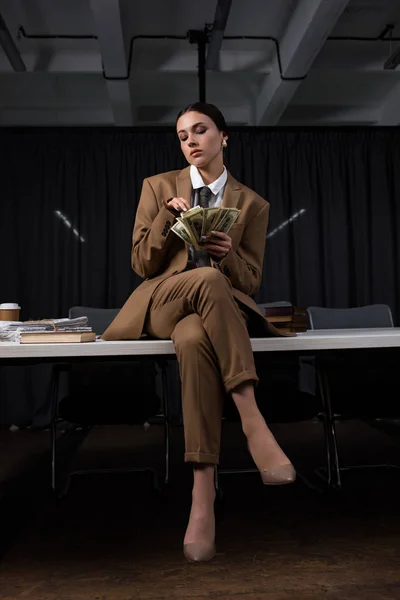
[199,186,212,208]
[194,186,212,267]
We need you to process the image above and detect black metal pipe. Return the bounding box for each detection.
[188,29,208,102]
[18,27,187,81]
[198,34,206,102]
[17,23,400,83]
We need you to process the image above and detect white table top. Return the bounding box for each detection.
[1,328,400,359]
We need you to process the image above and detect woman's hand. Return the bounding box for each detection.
[163,197,190,215]
[202,231,232,261]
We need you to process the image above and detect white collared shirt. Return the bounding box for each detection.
[190,165,227,208]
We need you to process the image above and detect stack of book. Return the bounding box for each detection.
[0,317,96,343]
[263,306,307,334]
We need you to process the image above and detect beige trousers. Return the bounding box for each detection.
[144,267,258,464]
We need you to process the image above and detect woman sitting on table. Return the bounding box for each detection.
[102,102,296,563]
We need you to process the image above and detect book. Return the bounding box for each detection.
[20,331,96,344]
[265,314,294,323]
[263,306,293,317]
[264,305,308,333]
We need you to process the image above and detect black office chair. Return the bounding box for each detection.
[307,303,398,488]
[49,306,171,496]
[307,304,394,330]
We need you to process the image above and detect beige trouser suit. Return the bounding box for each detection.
[102,167,289,465]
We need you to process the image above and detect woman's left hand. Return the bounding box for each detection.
[202,231,232,261]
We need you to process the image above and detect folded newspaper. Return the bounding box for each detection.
[171,206,240,250]
[0,317,91,342]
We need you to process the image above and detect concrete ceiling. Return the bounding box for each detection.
[0,0,400,126]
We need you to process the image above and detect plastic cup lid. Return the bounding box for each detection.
[0,303,21,309]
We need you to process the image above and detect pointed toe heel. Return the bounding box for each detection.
[260,463,296,486]
[183,541,216,563]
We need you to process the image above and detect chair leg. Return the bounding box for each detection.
[316,364,342,489]
[51,418,57,492]
[214,466,224,500]
[314,377,400,489]
[50,365,61,493]
[160,360,170,486]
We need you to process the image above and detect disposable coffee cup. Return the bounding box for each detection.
[0,303,21,321]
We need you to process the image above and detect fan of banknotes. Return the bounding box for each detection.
[171,206,240,250]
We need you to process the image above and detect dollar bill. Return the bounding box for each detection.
[215,207,240,234]
[201,207,221,237]
[171,219,195,246]
[170,206,241,247]
[180,205,203,222]
[208,207,227,232]
[183,211,204,250]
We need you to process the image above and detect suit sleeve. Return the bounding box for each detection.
[212,202,270,296]
[131,178,177,279]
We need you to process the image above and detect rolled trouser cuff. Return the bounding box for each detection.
[224,369,259,394]
[185,452,219,465]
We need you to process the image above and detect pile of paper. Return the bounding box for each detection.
[0,316,91,342]
[171,206,240,250]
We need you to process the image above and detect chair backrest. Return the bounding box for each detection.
[68,306,120,335]
[257,301,292,311]
[307,304,394,330]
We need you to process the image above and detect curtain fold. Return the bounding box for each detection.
[227,129,400,313]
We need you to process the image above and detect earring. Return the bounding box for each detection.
[222,139,228,148]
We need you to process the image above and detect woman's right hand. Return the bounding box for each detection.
[163,197,190,215]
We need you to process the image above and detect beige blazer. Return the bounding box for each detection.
[102,166,290,340]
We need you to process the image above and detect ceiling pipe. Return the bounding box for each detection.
[188,29,208,102]
[0,13,26,71]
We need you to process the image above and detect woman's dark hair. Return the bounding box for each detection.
[176,102,228,134]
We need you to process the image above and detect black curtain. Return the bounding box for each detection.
[1,127,400,425]
[1,127,400,321]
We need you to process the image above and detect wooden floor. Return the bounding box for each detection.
[1,420,400,599]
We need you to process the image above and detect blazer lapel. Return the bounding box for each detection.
[222,172,241,208]
[176,166,192,204]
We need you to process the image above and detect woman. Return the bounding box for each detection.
[102,102,295,563]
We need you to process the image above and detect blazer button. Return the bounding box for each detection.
[166,220,171,226]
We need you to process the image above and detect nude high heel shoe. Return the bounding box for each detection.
[260,463,296,485]
[183,541,216,563]
[246,425,297,486]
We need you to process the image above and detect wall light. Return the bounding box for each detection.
[267,208,306,239]
[54,210,85,243]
